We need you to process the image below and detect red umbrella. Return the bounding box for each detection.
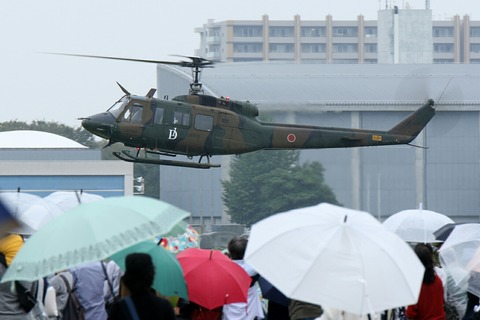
[177,248,251,310]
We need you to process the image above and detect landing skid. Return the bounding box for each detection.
[113,150,221,169]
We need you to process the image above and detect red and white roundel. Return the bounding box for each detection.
[287,133,296,143]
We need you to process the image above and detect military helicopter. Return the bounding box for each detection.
[66,54,435,169]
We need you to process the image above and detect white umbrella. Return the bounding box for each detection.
[244,203,424,315]
[438,223,480,297]
[43,191,104,213]
[383,208,454,243]
[0,192,63,233]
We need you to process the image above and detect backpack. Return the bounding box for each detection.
[59,274,85,320]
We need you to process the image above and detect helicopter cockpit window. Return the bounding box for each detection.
[194,114,213,132]
[122,103,143,124]
[173,110,191,126]
[154,107,165,124]
[108,96,129,118]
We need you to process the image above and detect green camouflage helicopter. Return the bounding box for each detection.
[69,54,435,169]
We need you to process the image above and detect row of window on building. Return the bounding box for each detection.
[223,43,480,55]
[225,26,480,38]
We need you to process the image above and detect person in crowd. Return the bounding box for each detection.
[462,271,480,320]
[71,262,110,320]
[405,243,445,320]
[222,236,264,320]
[288,299,322,320]
[46,269,75,319]
[0,233,42,319]
[107,252,176,320]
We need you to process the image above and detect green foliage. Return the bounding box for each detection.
[222,149,340,227]
[0,120,100,148]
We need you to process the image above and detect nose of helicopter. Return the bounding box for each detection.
[81,112,115,140]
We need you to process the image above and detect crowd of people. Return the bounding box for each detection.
[0,231,479,320]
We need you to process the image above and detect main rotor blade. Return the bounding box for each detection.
[45,52,183,66]
[44,52,214,68]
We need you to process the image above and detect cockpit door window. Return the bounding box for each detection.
[122,104,144,124]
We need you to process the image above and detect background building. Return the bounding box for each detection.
[195,8,480,64]
[0,131,134,197]
[157,62,480,224]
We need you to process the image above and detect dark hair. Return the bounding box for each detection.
[227,236,248,260]
[122,253,155,295]
[415,243,436,284]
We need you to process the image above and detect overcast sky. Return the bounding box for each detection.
[1,0,478,127]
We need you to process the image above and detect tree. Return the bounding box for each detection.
[222,149,340,227]
[0,120,99,148]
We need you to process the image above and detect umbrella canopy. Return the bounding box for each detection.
[177,248,251,310]
[1,196,190,282]
[439,223,480,297]
[158,220,200,253]
[0,192,63,233]
[258,276,289,306]
[44,191,104,213]
[244,203,425,315]
[383,208,454,243]
[110,241,188,299]
[433,223,470,242]
[0,199,20,235]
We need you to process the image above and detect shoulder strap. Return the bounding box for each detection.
[101,262,115,300]
[123,296,140,320]
[59,274,71,292]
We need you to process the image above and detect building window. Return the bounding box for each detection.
[233,26,263,37]
[433,27,454,37]
[269,27,294,37]
[433,59,454,64]
[471,44,480,53]
[471,27,480,37]
[364,44,377,53]
[332,27,358,37]
[364,59,377,64]
[332,59,359,64]
[470,59,480,64]
[434,43,454,53]
[233,43,262,53]
[301,43,326,53]
[300,27,326,37]
[269,43,294,53]
[364,27,377,37]
[332,43,358,53]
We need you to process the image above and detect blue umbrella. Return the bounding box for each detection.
[258,276,289,306]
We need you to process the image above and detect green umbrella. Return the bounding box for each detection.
[110,241,188,299]
[2,196,190,282]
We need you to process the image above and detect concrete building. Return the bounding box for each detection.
[0,130,134,197]
[157,62,480,224]
[195,8,480,64]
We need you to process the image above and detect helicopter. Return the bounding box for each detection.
[65,54,436,169]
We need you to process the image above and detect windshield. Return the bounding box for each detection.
[107,96,129,118]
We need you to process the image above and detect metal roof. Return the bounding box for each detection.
[158,62,480,111]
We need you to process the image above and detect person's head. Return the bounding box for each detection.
[122,253,155,294]
[414,243,436,284]
[227,236,248,260]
